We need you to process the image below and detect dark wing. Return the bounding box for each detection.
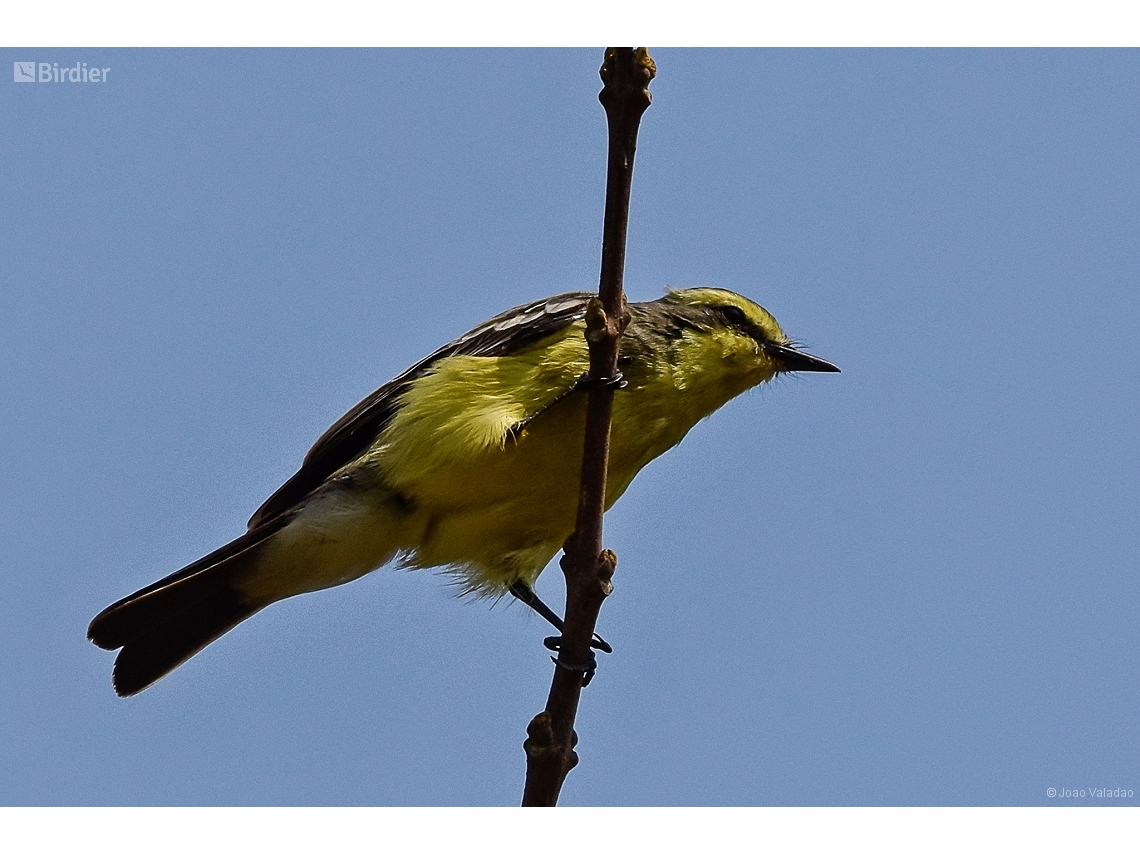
[246,292,592,528]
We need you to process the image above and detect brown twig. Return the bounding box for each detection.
[520,47,655,807]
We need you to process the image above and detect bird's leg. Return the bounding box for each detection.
[508,581,612,654]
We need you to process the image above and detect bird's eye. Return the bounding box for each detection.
[718,305,747,326]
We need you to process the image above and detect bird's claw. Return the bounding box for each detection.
[543,636,601,687]
[543,633,612,655]
[575,370,628,391]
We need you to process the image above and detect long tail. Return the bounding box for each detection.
[88,522,285,697]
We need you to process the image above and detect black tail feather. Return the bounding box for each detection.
[88,528,278,696]
[88,521,284,651]
[111,585,262,696]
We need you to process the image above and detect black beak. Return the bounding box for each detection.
[765,342,841,373]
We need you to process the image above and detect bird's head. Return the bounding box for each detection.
[650,288,840,390]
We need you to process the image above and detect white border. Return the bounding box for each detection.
[3,1,1140,47]
[2,807,1138,854]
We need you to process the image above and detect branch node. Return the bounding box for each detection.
[598,549,617,580]
[599,47,656,117]
[585,296,632,345]
[582,297,609,344]
[559,536,579,572]
[598,550,616,596]
[522,712,579,792]
[523,712,556,760]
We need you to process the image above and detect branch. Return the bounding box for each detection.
[521,47,655,807]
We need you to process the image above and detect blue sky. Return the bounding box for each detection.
[1,49,1138,806]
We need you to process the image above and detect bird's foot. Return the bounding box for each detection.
[509,581,612,685]
[543,636,599,687]
[573,370,628,391]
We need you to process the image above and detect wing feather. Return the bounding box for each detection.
[247,292,592,528]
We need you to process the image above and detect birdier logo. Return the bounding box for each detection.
[14,61,110,83]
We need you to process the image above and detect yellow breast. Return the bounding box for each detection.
[348,321,777,592]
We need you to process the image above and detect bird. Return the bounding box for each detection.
[88,287,839,696]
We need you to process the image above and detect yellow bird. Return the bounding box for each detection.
[88,288,839,695]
